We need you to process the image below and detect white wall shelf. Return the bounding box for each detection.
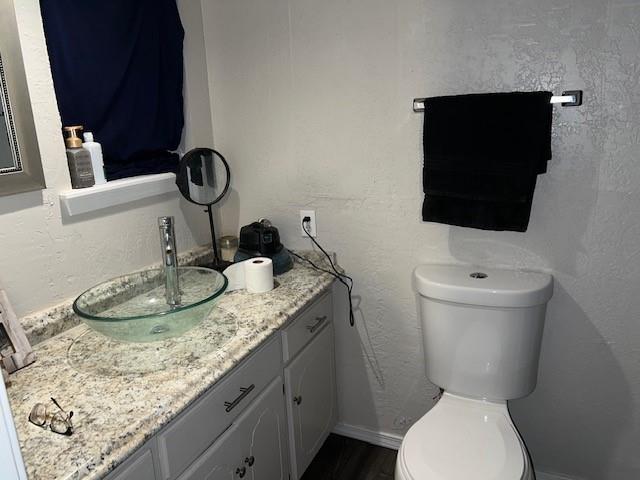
[59,173,178,217]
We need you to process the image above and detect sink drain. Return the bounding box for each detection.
[150,324,170,334]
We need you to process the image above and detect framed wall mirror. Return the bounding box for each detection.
[0,0,45,196]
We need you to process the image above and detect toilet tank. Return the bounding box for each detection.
[414,264,553,401]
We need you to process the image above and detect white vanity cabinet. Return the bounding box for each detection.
[177,376,289,480]
[281,293,337,479]
[105,290,336,480]
[157,337,283,479]
[285,325,337,479]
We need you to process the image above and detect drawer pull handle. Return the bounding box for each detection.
[245,456,255,466]
[224,384,255,412]
[293,395,302,405]
[306,315,327,333]
[236,466,247,478]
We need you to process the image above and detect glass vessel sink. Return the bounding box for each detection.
[73,267,228,343]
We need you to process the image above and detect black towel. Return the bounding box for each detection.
[422,91,553,232]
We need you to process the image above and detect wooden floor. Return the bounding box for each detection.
[301,434,397,480]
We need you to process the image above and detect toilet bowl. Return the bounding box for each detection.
[395,393,534,480]
[397,264,553,480]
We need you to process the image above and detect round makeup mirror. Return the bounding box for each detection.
[176,148,231,271]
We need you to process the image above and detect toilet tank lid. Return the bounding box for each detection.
[414,264,553,307]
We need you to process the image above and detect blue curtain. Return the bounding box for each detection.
[40,0,184,180]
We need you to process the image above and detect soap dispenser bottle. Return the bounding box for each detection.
[63,126,95,189]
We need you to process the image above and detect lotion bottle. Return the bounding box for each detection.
[82,132,107,184]
[63,126,94,189]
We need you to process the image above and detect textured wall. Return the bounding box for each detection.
[0,0,213,317]
[203,0,640,478]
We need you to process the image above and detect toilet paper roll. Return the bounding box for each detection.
[222,257,274,293]
[244,258,274,293]
[222,261,246,291]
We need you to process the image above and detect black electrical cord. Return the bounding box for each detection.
[288,219,355,327]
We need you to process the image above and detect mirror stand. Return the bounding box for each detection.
[176,148,232,272]
[205,204,232,272]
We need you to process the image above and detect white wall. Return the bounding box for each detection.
[203,0,640,478]
[178,0,215,151]
[0,0,214,317]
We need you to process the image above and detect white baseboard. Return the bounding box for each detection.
[332,422,403,450]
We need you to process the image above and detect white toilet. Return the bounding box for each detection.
[396,264,553,480]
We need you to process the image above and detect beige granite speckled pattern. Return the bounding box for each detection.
[67,308,239,377]
[6,253,334,480]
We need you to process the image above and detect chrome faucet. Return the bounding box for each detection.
[158,216,181,307]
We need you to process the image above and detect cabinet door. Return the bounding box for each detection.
[106,441,158,480]
[178,377,288,480]
[176,422,240,480]
[285,324,337,479]
[244,378,289,480]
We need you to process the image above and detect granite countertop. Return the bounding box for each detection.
[6,252,335,480]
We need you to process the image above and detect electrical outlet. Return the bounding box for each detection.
[299,210,317,237]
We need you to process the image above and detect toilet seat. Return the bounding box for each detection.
[396,393,530,480]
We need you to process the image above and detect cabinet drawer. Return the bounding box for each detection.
[157,335,282,479]
[282,292,332,362]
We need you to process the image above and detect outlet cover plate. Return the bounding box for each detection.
[299,210,317,237]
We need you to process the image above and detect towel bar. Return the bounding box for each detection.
[412,90,583,113]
